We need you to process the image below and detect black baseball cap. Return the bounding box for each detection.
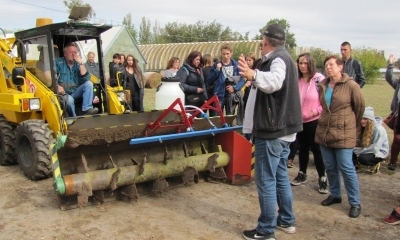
[263,24,285,41]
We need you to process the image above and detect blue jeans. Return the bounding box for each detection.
[254,138,295,234]
[65,81,94,117]
[319,145,361,206]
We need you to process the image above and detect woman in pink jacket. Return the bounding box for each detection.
[291,53,328,194]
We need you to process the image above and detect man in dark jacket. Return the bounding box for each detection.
[238,24,302,240]
[341,41,366,88]
[108,53,122,86]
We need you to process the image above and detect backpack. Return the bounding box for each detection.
[352,60,361,82]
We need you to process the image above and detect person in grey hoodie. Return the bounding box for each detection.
[353,106,389,174]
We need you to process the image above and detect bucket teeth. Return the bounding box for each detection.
[163,146,168,165]
[206,154,219,172]
[92,190,105,204]
[110,168,121,191]
[77,182,93,209]
[201,143,208,154]
[209,167,227,181]
[118,184,138,202]
[182,166,199,186]
[152,177,169,195]
[81,153,91,172]
[139,154,147,175]
[183,142,188,157]
[108,154,118,168]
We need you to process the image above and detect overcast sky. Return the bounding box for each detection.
[2,0,400,59]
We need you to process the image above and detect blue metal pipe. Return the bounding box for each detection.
[130,126,242,145]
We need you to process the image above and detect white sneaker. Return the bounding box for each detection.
[319,176,329,194]
[276,224,296,234]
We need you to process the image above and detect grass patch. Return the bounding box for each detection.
[363,81,394,143]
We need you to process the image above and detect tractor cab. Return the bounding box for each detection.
[13,18,112,114]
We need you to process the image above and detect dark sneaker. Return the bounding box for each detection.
[321,195,342,206]
[355,162,361,172]
[287,159,294,168]
[382,209,400,225]
[82,107,98,115]
[291,171,307,186]
[242,229,275,240]
[276,224,296,234]
[387,163,396,171]
[318,176,329,194]
[369,162,380,175]
[349,205,361,218]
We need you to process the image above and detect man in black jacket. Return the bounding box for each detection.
[238,24,302,240]
[341,41,366,88]
[108,53,122,86]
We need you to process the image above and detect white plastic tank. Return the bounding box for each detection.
[155,77,185,110]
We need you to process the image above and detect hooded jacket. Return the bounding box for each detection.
[353,116,389,159]
[298,72,324,123]
[315,73,365,148]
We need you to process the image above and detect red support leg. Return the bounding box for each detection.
[215,131,253,185]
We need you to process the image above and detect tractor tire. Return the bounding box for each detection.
[0,115,17,165]
[15,120,55,180]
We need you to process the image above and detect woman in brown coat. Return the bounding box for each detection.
[315,55,365,218]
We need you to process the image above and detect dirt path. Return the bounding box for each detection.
[1,157,400,240]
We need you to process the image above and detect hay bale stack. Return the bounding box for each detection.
[144,72,162,89]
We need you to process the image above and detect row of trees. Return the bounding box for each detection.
[308,48,387,84]
[17,1,390,85]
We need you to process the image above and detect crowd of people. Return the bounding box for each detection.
[238,24,400,240]
[55,24,400,238]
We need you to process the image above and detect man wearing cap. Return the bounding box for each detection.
[238,24,302,240]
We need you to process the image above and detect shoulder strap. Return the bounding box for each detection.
[181,66,189,75]
[352,60,360,74]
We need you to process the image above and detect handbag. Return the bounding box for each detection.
[186,93,204,104]
[384,111,397,130]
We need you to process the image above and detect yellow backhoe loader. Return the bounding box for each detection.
[0,16,252,210]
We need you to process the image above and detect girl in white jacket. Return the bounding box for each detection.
[353,106,389,174]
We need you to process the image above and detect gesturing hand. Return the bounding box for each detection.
[238,54,255,81]
[389,54,396,64]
